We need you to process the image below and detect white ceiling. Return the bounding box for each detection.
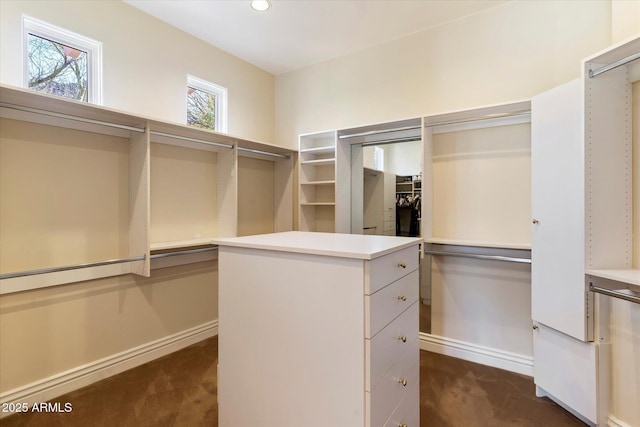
[124,0,508,75]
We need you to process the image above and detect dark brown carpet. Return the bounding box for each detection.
[2,336,585,427]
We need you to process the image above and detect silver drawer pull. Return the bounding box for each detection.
[398,335,407,343]
[399,424,408,427]
[397,295,407,302]
[398,378,407,387]
[397,263,407,269]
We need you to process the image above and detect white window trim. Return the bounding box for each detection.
[23,15,103,104]
[187,75,228,133]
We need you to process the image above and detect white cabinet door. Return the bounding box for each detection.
[533,324,599,425]
[531,79,591,341]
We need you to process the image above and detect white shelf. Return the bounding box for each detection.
[300,180,336,185]
[150,238,216,251]
[300,146,335,155]
[301,202,335,206]
[424,237,531,250]
[300,158,335,166]
[586,269,640,287]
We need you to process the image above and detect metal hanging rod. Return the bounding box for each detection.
[237,147,290,159]
[0,103,146,133]
[150,131,233,149]
[150,246,218,259]
[424,249,531,264]
[362,136,422,147]
[0,256,146,280]
[425,110,530,128]
[339,125,422,139]
[589,52,640,78]
[589,283,640,304]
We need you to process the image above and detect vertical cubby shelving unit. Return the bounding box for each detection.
[298,130,344,232]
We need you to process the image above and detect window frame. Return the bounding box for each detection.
[23,15,102,104]
[187,75,228,133]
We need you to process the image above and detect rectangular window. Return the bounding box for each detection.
[187,75,227,132]
[23,16,102,103]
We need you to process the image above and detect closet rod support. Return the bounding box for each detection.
[237,147,289,159]
[589,52,640,78]
[150,131,233,149]
[424,250,531,264]
[338,125,422,139]
[0,256,146,280]
[589,283,640,304]
[0,103,146,133]
[150,246,218,259]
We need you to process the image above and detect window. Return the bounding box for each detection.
[187,75,227,132]
[23,16,102,103]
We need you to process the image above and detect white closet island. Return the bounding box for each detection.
[213,231,422,427]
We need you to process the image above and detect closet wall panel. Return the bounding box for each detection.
[0,118,130,273]
[149,143,218,244]
[609,79,640,427]
[432,123,531,245]
[237,156,275,236]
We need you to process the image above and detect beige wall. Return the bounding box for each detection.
[0,0,275,143]
[275,0,612,148]
[0,262,218,392]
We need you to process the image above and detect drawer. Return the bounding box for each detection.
[366,302,419,390]
[383,379,420,427]
[366,245,419,295]
[366,270,419,338]
[383,220,395,232]
[367,338,419,427]
[384,211,395,222]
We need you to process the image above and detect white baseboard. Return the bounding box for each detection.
[608,415,633,427]
[420,332,534,377]
[0,319,218,418]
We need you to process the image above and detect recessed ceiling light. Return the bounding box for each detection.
[250,0,271,11]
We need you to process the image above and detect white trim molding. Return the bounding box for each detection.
[0,320,218,418]
[420,332,534,377]
[608,415,633,427]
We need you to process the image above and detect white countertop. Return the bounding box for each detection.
[212,231,422,260]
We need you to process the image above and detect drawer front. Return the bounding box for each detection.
[366,270,419,338]
[384,211,395,222]
[367,338,419,427]
[366,245,419,295]
[366,302,419,390]
[383,220,395,232]
[383,379,420,427]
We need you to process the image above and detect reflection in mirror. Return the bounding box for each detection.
[353,139,431,334]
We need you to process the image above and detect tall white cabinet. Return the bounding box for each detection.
[214,232,421,427]
[531,36,640,426]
